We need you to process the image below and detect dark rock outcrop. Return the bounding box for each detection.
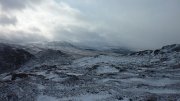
[130,50,153,56]
[11,73,29,81]
[0,43,34,74]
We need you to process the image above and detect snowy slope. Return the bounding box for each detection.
[0,43,180,101]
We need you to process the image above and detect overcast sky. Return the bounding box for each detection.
[0,0,180,50]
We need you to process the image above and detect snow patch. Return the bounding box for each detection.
[61,93,111,101]
[37,95,59,101]
[96,66,119,74]
[66,73,83,76]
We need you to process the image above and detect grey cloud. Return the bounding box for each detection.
[66,0,180,50]
[0,0,180,50]
[0,0,27,10]
[29,27,41,32]
[0,15,17,25]
[0,0,42,11]
[53,26,110,47]
[0,30,47,43]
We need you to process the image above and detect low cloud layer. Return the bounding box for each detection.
[0,0,180,50]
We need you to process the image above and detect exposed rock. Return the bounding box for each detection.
[11,73,29,81]
[130,50,153,56]
[0,43,34,74]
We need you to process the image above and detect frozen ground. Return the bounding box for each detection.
[0,43,180,101]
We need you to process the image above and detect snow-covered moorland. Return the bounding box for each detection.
[0,42,180,101]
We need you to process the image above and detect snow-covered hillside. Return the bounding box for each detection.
[0,43,180,101]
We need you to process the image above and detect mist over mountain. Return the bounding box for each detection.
[0,0,180,50]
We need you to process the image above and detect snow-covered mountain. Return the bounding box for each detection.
[0,43,180,101]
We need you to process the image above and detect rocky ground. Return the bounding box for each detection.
[0,43,180,101]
